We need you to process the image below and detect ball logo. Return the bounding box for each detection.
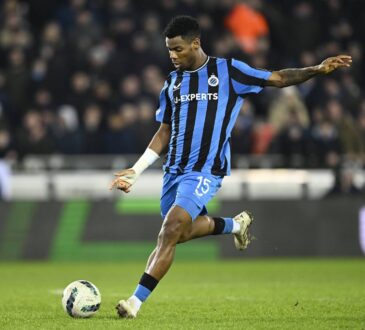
[208,74,219,87]
[173,82,181,91]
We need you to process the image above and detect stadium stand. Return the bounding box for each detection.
[0,0,364,170]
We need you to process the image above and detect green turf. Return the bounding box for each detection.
[0,259,364,329]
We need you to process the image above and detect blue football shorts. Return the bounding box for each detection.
[160,171,223,221]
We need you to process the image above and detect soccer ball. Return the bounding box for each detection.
[62,280,101,318]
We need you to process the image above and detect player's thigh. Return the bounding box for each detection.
[174,172,223,221]
[160,173,179,219]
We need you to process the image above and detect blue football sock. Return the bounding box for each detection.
[133,272,159,302]
[222,217,234,234]
[133,284,151,302]
[212,217,238,234]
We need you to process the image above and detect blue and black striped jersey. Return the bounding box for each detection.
[156,56,271,176]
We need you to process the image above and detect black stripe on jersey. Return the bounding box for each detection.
[167,72,184,168]
[162,76,173,124]
[230,64,267,88]
[192,57,219,172]
[162,76,172,169]
[211,61,238,175]
[178,72,199,172]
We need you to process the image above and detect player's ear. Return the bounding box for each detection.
[192,38,200,50]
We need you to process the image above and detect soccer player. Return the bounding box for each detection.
[109,15,352,318]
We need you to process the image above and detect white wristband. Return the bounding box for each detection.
[132,148,160,176]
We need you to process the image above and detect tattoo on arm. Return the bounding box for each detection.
[269,66,320,87]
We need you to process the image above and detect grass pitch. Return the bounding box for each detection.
[0,259,364,329]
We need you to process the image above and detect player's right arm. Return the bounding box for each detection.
[110,76,173,193]
[109,123,171,193]
[147,123,171,156]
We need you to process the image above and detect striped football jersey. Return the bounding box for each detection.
[156,56,271,176]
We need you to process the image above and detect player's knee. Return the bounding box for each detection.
[158,206,192,245]
[178,228,192,243]
[158,218,185,244]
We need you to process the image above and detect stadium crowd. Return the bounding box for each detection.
[0,0,364,169]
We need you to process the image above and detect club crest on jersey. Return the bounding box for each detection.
[208,74,219,87]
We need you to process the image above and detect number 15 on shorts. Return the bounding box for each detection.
[195,176,212,197]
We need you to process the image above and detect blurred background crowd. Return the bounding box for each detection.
[0,0,364,169]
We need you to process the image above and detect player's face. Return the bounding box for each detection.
[166,36,199,71]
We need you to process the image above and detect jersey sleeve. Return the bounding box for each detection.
[156,78,172,124]
[230,59,272,96]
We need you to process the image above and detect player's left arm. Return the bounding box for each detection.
[265,55,352,88]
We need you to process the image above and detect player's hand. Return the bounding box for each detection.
[318,55,352,74]
[109,168,137,193]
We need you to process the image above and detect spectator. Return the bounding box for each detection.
[69,10,102,66]
[105,103,139,154]
[17,110,55,157]
[87,38,116,82]
[32,88,57,131]
[286,1,321,56]
[117,74,142,105]
[0,8,33,51]
[231,100,255,155]
[135,98,159,152]
[92,80,114,114]
[4,48,29,117]
[107,0,136,51]
[142,13,165,58]
[38,21,70,101]
[56,0,89,31]
[268,86,310,135]
[310,119,341,167]
[0,0,362,168]
[271,110,309,167]
[325,167,362,197]
[54,105,81,154]
[141,65,165,98]
[0,126,15,160]
[66,72,92,119]
[0,72,14,127]
[224,1,269,54]
[80,103,105,154]
[326,99,363,159]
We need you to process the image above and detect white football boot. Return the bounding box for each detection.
[233,211,253,250]
[116,298,138,319]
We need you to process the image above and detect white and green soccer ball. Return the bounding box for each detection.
[62,280,101,318]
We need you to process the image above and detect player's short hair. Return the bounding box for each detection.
[163,16,201,41]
